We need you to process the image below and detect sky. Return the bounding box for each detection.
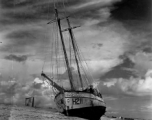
[0,0,152,119]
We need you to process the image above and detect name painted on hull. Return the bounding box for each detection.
[72,98,83,105]
[55,92,106,111]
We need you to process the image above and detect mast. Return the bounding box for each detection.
[65,18,84,90]
[54,9,74,90]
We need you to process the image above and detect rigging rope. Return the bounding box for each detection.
[53,0,56,9]
[42,0,92,91]
[72,34,91,86]
[41,1,52,73]
[55,20,59,80]
[69,34,72,65]
[62,0,91,89]
[42,55,47,73]
[62,0,67,16]
[75,40,93,86]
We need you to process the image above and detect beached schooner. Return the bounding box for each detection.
[41,6,106,120]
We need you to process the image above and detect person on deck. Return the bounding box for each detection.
[89,85,94,93]
[89,85,102,97]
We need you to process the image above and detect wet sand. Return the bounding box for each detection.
[0,104,86,120]
[0,104,146,120]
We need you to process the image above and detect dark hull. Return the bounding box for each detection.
[63,106,106,120]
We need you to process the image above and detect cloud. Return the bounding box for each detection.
[130,52,152,77]
[4,54,28,62]
[103,69,152,96]
[1,0,39,9]
[101,57,136,80]
[111,0,151,21]
[100,37,152,80]
[142,47,152,53]
[0,0,125,58]
[0,27,51,53]
[97,53,152,97]
[0,0,122,28]
[67,0,121,20]
[0,0,55,26]
[0,77,56,107]
[84,58,123,79]
[0,0,150,57]
[108,0,152,58]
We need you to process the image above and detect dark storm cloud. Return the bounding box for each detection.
[142,47,152,53]
[0,0,86,26]
[0,0,38,9]
[0,28,50,53]
[0,2,53,25]
[108,0,152,57]
[101,57,136,80]
[6,29,46,45]
[0,0,122,54]
[0,1,50,26]
[0,0,122,27]
[136,34,152,53]
[0,0,83,9]
[111,0,152,21]
[68,5,107,20]
[66,0,122,22]
[4,54,28,62]
[110,0,152,33]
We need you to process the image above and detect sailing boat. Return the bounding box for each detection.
[41,7,106,120]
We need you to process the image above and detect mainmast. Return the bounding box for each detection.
[54,9,75,90]
[65,18,84,90]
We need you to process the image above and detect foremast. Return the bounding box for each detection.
[41,8,75,91]
[54,8,75,90]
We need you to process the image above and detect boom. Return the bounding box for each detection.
[41,73,64,92]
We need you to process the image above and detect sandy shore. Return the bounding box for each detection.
[0,104,148,120]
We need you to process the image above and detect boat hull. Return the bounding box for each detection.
[54,91,106,120]
[63,106,106,120]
